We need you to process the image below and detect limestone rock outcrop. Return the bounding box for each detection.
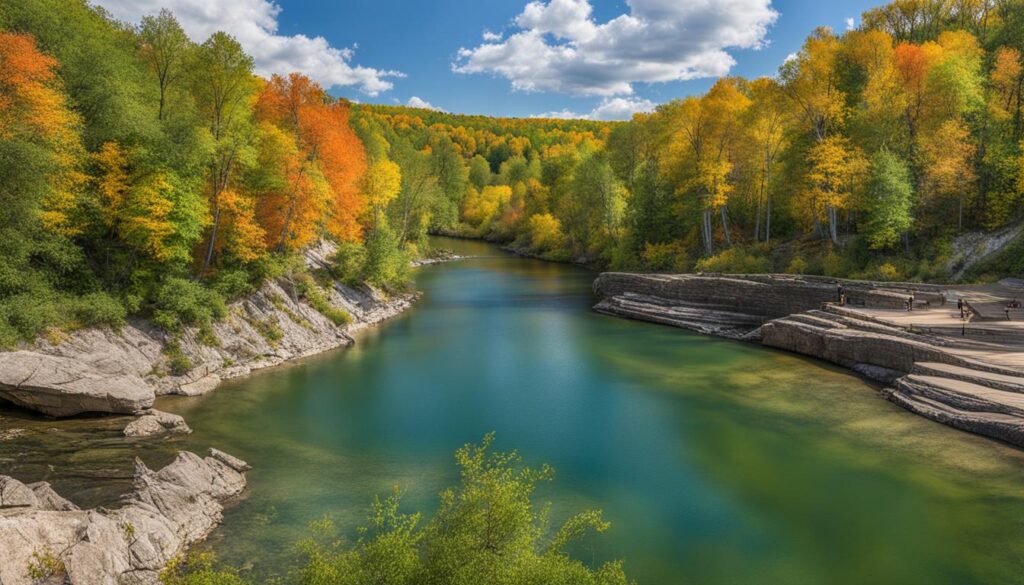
[0,351,152,416]
[0,449,248,585]
[0,240,417,417]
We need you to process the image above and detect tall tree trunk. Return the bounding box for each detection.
[202,207,221,276]
[827,205,839,245]
[754,184,763,243]
[702,209,714,256]
[765,192,772,244]
[720,206,732,246]
[278,199,296,252]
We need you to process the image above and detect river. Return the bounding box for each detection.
[3,237,1024,584]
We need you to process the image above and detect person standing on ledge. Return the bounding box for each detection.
[837,283,845,306]
[957,298,964,319]
[907,296,914,311]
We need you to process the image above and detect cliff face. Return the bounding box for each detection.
[0,241,416,417]
[594,272,1024,449]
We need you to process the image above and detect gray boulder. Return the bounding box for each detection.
[0,351,152,416]
[0,449,248,585]
[123,409,192,438]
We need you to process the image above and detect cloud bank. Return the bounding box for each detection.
[407,96,445,111]
[533,96,656,120]
[94,0,401,95]
[455,0,778,96]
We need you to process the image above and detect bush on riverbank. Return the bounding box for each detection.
[165,435,633,585]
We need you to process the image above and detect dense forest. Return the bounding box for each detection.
[2,0,1024,349]
[369,0,1024,281]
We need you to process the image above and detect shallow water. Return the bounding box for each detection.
[3,237,1024,584]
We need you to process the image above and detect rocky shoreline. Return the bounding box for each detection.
[594,272,1024,449]
[0,449,250,585]
[0,240,430,582]
[0,241,417,421]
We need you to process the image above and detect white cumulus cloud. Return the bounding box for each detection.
[845,17,856,31]
[482,30,503,42]
[407,96,445,111]
[93,0,402,95]
[455,0,778,96]
[533,96,656,120]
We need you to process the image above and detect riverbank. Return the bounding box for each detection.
[0,240,418,423]
[594,272,1024,448]
[0,241,433,583]
[0,448,250,585]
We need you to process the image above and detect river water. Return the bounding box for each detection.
[3,237,1024,584]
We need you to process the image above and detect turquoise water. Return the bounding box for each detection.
[5,237,1024,584]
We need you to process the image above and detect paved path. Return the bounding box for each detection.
[849,298,1024,372]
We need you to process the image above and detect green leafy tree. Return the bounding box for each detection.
[191,31,256,273]
[863,148,914,250]
[138,9,192,121]
[467,154,492,189]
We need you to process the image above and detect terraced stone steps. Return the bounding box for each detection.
[911,362,1024,394]
[593,271,1024,448]
[593,292,764,339]
[882,385,1024,447]
[894,374,1024,416]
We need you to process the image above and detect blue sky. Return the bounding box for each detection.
[97,0,888,119]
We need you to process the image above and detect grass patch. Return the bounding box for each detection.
[253,317,283,345]
[163,339,192,376]
[295,275,351,327]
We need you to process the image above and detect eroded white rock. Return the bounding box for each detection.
[0,449,248,585]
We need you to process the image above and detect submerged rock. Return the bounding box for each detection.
[123,409,192,438]
[0,449,248,585]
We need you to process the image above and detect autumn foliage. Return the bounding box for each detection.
[255,73,367,249]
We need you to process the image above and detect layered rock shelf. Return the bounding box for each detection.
[0,241,417,418]
[0,448,249,585]
[594,272,1024,449]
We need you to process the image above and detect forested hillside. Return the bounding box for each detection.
[0,1,406,347]
[371,0,1024,281]
[2,0,1024,348]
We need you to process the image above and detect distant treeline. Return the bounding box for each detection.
[2,0,1024,347]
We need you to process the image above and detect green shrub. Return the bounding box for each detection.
[289,435,632,585]
[363,224,410,290]
[72,292,127,328]
[163,340,192,376]
[253,318,283,344]
[1,294,60,341]
[212,269,255,301]
[639,241,689,272]
[159,552,246,585]
[152,278,227,333]
[27,548,64,581]
[695,247,771,274]
[876,262,902,281]
[786,256,809,275]
[296,275,351,326]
